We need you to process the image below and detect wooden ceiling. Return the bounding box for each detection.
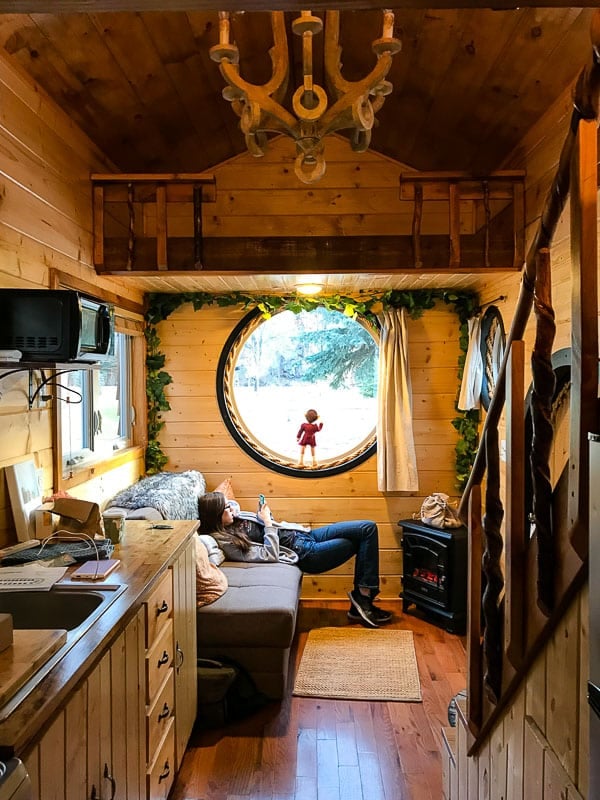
[0,6,591,175]
[0,3,592,295]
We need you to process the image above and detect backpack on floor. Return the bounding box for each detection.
[196,657,270,729]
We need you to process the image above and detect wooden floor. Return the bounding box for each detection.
[171,600,467,800]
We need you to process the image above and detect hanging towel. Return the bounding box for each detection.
[458,315,483,411]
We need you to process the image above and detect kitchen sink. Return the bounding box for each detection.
[0,588,110,631]
[0,583,128,719]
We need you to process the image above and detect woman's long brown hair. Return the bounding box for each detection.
[198,491,251,552]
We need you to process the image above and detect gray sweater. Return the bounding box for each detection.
[217,524,299,565]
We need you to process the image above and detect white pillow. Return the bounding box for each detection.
[198,534,225,566]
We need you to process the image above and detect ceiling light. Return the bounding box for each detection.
[296,282,324,296]
[210,9,401,184]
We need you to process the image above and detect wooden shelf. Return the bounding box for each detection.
[0,361,100,369]
[91,169,525,274]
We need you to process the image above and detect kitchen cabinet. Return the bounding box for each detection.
[19,525,197,800]
[23,608,145,800]
[143,535,198,797]
[172,536,197,769]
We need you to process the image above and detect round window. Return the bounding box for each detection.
[217,306,379,477]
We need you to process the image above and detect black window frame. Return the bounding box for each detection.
[216,307,379,478]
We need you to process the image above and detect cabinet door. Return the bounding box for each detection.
[88,649,119,799]
[123,606,146,800]
[65,682,87,800]
[24,679,89,800]
[172,537,198,768]
[107,610,145,800]
[35,712,66,800]
[23,611,145,800]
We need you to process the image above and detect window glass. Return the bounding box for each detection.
[60,332,132,474]
[60,370,87,462]
[218,307,379,476]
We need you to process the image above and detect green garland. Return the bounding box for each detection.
[145,289,480,489]
[145,325,172,473]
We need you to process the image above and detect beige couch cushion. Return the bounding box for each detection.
[195,537,228,608]
[197,561,301,648]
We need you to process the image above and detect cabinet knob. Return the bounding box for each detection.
[158,760,171,783]
[156,600,169,616]
[175,642,184,670]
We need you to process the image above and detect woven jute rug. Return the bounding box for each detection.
[293,627,422,702]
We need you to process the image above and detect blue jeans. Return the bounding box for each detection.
[294,520,380,596]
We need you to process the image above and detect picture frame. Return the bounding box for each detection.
[5,457,42,542]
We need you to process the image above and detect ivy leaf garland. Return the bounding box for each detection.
[144,289,481,487]
[145,324,172,473]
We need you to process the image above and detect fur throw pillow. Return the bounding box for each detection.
[107,470,206,520]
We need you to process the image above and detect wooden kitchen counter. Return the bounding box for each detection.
[0,519,198,755]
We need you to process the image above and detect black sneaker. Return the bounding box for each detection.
[347,604,393,625]
[347,590,381,629]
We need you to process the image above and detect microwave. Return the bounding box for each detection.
[0,289,114,362]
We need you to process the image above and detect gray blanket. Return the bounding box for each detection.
[107,470,206,520]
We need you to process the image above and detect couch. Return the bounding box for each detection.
[106,471,302,700]
[197,560,301,699]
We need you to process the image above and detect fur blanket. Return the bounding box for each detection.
[108,470,206,520]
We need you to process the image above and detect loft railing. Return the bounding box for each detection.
[90,169,526,275]
[91,173,216,273]
[458,14,600,751]
[399,170,525,271]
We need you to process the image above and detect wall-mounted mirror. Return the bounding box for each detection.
[479,305,506,411]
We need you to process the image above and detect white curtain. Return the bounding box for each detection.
[458,315,483,411]
[376,307,419,492]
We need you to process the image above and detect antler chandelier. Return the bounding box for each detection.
[210,10,401,184]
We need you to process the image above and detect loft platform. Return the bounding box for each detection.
[90,169,525,275]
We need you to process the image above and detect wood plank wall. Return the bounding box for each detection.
[0,50,145,548]
[156,299,463,599]
[451,589,588,800]
[447,85,593,799]
[198,135,477,239]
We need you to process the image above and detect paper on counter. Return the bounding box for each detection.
[0,566,68,591]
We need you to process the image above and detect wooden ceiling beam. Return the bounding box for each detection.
[0,1,593,11]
